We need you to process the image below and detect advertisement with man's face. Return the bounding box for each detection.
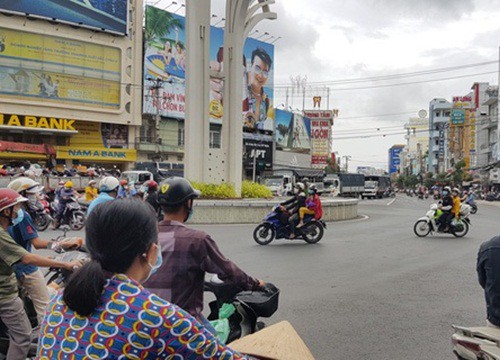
[0,0,128,35]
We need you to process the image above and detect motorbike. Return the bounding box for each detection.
[26,194,53,232]
[466,201,478,215]
[413,203,471,238]
[204,275,279,344]
[452,324,500,360]
[253,205,326,245]
[51,197,86,231]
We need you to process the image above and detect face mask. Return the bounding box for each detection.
[443,191,448,196]
[12,209,24,226]
[144,244,162,282]
[184,207,194,222]
[308,190,314,195]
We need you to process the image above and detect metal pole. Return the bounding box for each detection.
[252,152,257,182]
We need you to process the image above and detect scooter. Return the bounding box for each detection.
[253,205,326,245]
[413,203,471,238]
[51,197,86,231]
[204,275,279,344]
[452,324,500,359]
[27,195,53,232]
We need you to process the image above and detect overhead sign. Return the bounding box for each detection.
[0,114,76,132]
[0,1,128,35]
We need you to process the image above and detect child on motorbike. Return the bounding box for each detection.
[297,184,322,228]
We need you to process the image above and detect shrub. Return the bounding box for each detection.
[241,181,273,198]
[191,181,237,199]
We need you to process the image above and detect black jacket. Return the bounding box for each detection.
[441,195,453,212]
[477,235,500,326]
[280,193,306,214]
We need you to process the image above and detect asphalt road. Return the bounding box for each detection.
[37,196,500,359]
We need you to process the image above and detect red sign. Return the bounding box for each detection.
[0,141,55,155]
[303,110,334,121]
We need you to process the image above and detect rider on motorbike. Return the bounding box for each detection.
[53,181,78,229]
[280,183,307,239]
[437,186,453,232]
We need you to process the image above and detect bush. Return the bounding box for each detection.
[241,181,273,198]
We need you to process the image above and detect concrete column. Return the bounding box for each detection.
[184,0,211,182]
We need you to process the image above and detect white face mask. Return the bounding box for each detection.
[143,244,162,283]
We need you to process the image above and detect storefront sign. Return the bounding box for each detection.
[243,134,273,170]
[0,114,77,131]
[56,146,137,162]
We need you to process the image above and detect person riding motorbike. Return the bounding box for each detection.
[280,182,307,239]
[144,177,265,333]
[7,179,83,324]
[297,184,322,228]
[87,176,120,215]
[53,181,78,229]
[437,186,453,232]
[0,189,81,360]
[451,187,462,220]
[84,180,98,203]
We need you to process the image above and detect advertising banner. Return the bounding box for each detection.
[0,0,128,35]
[310,120,331,168]
[389,146,403,174]
[71,121,128,149]
[0,27,121,109]
[275,109,311,153]
[143,6,274,132]
[243,133,273,170]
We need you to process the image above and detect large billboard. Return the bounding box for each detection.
[389,146,404,174]
[243,133,273,171]
[275,109,311,154]
[143,5,274,132]
[0,0,128,35]
[310,119,331,169]
[0,27,121,110]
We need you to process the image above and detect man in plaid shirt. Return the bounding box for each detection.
[144,177,264,331]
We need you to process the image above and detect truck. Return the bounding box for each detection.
[362,175,391,199]
[263,168,325,196]
[323,173,365,198]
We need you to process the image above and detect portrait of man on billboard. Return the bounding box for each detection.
[243,47,273,132]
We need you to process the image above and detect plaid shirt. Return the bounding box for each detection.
[145,220,260,318]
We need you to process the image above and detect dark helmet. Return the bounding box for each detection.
[158,177,201,206]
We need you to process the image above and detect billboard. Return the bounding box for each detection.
[275,109,311,153]
[143,6,274,132]
[0,27,121,110]
[389,146,404,174]
[0,0,128,35]
[243,133,273,170]
[310,119,331,168]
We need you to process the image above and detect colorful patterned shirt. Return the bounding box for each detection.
[36,274,254,359]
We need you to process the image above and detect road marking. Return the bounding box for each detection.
[386,198,396,206]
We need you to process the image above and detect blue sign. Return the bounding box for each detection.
[389,147,403,174]
[451,109,465,125]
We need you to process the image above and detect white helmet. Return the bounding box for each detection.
[295,182,305,191]
[99,176,120,192]
[452,187,460,194]
[8,177,42,194]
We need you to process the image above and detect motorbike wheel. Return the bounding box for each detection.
[33,213,50,231]
[253,223,275,245]
[302,222,324,244]
[470,205,477,215]
[413,220,431,237]
[451,221,469,238]
[70,211,86,231]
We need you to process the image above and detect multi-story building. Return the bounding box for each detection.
[428,98,452,174]
[477,85,498,168]
[403,117,429,175]
[0,1,143,170]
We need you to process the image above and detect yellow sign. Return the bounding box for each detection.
[56,146,137,162]
[0,27,121,109]
[0,114,76,131]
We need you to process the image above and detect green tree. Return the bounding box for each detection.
[145,6,184,46]
[324,158,340,174]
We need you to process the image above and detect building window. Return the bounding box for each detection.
[177,155,183,162]
[444,111,451,117]
[178,127,185,146]
[435,140,438,146]
[209,130,221,149]
[435,111,440,117]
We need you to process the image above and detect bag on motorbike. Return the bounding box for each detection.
[209,303,236,344]
[234,284,280,318]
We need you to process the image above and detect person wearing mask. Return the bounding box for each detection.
[117,179,128,199]
[280,182,307,239]
[451,187,462,221]
[84,180,98,203]
[0,189,81,359]
[296,184,323,228]
[37,199,255,359]
[477,234,500,328]
[144,177,265,332]
[144,180,160,216]
[437,186,453,232]
[87,176,120,214]
[7,178,82,324]
[53,181,77,229]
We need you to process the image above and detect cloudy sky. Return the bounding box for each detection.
[152,0,500,171]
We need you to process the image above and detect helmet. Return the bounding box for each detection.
[58,180,65,186]
[452,187,460,194]
[119,179,128,187]
[99,176,120,192]
[0,188,28,213]
[88,180,96,186]
[65,181,73,188]
[308,184,318,193]
[295,182,305,191]
[444,186,451,192]
[8,177,42,194]
[158,177,201,206]
[146,180,158,190]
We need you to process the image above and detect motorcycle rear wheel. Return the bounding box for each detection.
[302,222,324,244]
[33,213,50,231]
[70,211,86,231]
[413,220,431,237]
[451,221,469,238]
[253,223,275,245]
[470,205,477,215]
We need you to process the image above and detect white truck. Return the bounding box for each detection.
[263,169,325,196]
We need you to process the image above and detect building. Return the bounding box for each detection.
[475,84,497,169]
[403,118,429,175]
[428,98,452,174]
[0,1,143,170]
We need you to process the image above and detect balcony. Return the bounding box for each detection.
[134,137,184,153]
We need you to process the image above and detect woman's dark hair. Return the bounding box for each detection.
[63,199,158,316]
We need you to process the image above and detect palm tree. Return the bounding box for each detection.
[145,6,184,46]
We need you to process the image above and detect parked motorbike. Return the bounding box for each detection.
[253,205,326,245]
[413,203,471,238]
[452,324,500,360]
[51,197,86,231]
[204,275,279,344]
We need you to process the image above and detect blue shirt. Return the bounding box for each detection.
[87,192,115,214]
[8,212,39,278]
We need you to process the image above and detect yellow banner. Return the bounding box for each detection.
[56,146,137,162]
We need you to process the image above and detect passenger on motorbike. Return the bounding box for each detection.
[297,184,322,228]
[451,187,462,220]
[84,180,98,202]
[279,182,307,239]
[437,186,454,232]
[144,177,265,334]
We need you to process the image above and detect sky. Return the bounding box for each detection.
[148,0,500,172]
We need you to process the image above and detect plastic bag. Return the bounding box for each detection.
[209,303,235,344]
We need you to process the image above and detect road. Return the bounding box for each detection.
[38,196,500,359]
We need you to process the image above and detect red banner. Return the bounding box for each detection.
[0,141,55,155]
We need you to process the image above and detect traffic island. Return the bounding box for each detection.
[190,197,359,224]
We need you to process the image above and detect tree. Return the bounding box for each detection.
[324,158,340,174]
